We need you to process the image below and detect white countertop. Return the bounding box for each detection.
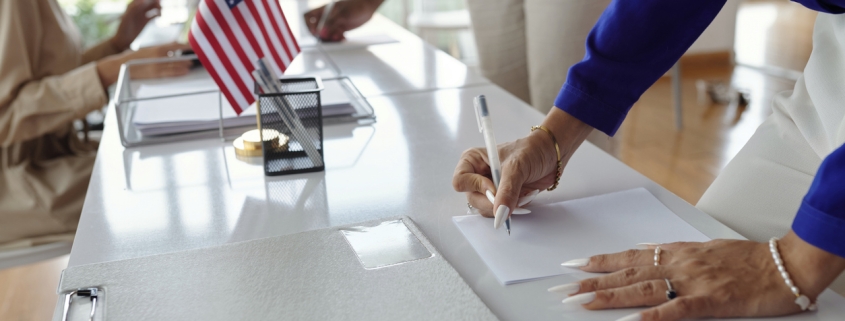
[64,2,845,320]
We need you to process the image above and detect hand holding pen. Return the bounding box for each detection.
[453,106,594,232]
[451,96,539,234]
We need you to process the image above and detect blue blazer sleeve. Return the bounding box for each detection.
[795,0,845,13]
[792,144,845,258]
[554,0,845,136]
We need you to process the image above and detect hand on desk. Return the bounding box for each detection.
[452,108,592,220]
[96,43,193,88]
[304,0,384,42]
[551,232,845,321]
[111,0,163,52]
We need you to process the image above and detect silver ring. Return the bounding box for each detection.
[664,278,677,300]
[654,246,662,266]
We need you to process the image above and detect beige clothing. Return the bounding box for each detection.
[697,14,845,295]
[465,0,615,150]
[465,0,611,114]
[0,0,119,247]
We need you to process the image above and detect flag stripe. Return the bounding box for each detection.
[205,0,256,71]
[188,0,299,115]
[244,0,288,70]
[190,11,248,110]
[198,2,255,94]
[260,0,294,62]
[236,5,284,76]
[194,12,253,108]
[266,0,299,56]
[211,0,259,63]
[188,32,244,114]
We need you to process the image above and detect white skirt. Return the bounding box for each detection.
[698,13,845,295]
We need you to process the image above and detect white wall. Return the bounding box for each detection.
[686,0,742,54]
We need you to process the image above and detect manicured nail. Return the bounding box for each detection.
[561,258,589,268]
[636,243,660,250]
[512,208,531,215]
[493,205,509,229]
[547,283,580,294]
[561,292,595,305]
[517,189,539,207]
[486,190,495,203]
[616,312,642,321]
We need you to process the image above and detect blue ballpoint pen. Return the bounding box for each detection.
[474,95,511,235]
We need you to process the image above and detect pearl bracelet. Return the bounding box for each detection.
[769,237,817,311]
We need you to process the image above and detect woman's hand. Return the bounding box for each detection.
[452,108,593,220]
[303,0,384,42]
[111,0,162,52]
[96,43,193,88]
[550,232,845,321]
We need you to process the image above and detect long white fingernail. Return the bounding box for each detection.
[512,208,531,215]
[561,258,589,268]
[493,205,509,229]
[636,243,660,250]
[486,190,495,203]
[547,283,580,294]
[616,312,642,321]
[517,189,539,207]
[561,292,595,305]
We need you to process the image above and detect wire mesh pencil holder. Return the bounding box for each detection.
[257,77,325,176]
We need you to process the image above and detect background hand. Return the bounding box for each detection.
[112,0,162,51]
[304,0,382,42]
[96,43,192,88]
[126,43,194,79]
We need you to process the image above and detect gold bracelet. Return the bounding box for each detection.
[531,125,562,191]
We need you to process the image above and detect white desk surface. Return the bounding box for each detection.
[64,4,845,321]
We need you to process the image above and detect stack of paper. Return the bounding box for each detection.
[453,188,710,285]
[132,79,356,136]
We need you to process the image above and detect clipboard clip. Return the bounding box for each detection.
[61,287,100,321]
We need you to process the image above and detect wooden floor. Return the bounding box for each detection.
[0,1,817,320]
[0,255,68,321]
[612,0,815,204]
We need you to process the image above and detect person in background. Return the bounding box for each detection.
[302,0,610,115]
[450,0,845,320]
[0,0,191,249]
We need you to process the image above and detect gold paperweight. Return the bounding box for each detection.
[241,129,285,150]
[233,129,290,159]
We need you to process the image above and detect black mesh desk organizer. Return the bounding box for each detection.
[256,77,325,176]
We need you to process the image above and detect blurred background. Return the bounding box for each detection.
[0,0,816,319]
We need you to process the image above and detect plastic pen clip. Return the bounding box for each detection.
[473,95,487,133]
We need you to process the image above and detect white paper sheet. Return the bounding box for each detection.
[452,188,710,285]
[132,79,356,136]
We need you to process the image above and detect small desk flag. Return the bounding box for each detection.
[188,0,300,114]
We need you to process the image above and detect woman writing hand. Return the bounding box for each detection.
[452,108,592,221]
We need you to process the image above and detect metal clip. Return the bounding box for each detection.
[61,287,99,321]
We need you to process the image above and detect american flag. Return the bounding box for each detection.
[188,0,300,114]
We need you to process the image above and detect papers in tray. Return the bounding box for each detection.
[132,78,356,136]
[452,188,710,285]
